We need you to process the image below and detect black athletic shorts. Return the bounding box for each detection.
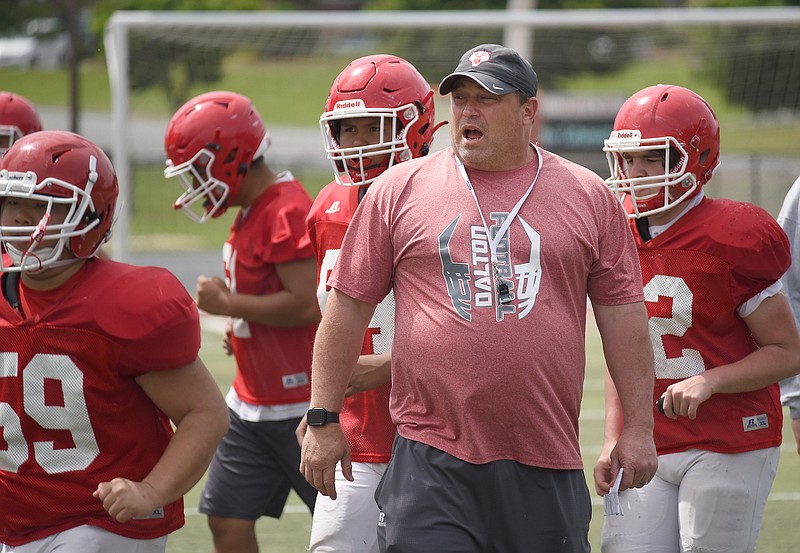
[375,435,591,553]
[199,408,317,520]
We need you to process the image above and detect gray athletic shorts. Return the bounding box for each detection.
[375,436,591,553]
[199,408,317,520]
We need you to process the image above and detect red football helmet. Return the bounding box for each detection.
[0,92,43,155]
[320,55,438,187]
[0,131,118,272]
[164,91,270,223]
[604,84,720,219]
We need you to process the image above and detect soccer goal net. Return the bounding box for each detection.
[104,7,800,261]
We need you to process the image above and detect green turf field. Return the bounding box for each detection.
[172,319,800,552]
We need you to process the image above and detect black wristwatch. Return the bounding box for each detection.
[307,407,340,426]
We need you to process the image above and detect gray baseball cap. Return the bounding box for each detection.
[439,44,538,98]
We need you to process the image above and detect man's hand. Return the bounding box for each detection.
[300,425,352,500]
[607,425,658,492]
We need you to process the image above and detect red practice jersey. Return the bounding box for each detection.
[225,175,317,406]
[0,259,200,545]
[307,182,395,463]
[632,197,790,455]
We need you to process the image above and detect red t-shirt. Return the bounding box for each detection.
[307,182,395,463]
[329,147,643,469]
[0,259,199,545]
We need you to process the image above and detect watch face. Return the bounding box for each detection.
[307,408,327,426]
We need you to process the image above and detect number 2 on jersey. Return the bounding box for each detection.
[644,274,706,379]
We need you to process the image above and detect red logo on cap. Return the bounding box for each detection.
[469,51,491,67]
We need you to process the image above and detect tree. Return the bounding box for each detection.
[93,0,262,111]
[0,0,49,34]
[709,25,800,113]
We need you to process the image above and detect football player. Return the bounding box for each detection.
[300,54,441,552]
[164,91,320,553]
[595,85,800,553]
[0,130,228,552]
[0,91,42,155]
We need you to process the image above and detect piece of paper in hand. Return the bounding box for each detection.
[604,467,625,516]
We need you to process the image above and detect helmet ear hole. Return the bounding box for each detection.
[73,202,115,258]
[81,210,100,226]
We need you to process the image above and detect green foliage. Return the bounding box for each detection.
[366,0,505,9]
[707,26,800,113]
[128,35,224,111]
[93,0,264,26]
[381,29,503,82]
[0,0,53,35]
[93,0,264,110]
[687,0,800,6]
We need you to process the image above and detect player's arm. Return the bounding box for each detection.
[196,256,321,327]
[660,291,800,419]
[592,300,657,492]
[346,352,391,397]
[93,358,229,523]
[300,287,376,500]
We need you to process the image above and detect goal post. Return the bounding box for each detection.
[104,6,800,261]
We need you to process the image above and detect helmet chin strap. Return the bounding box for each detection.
[4,242,78,273]
[3,212,76,273]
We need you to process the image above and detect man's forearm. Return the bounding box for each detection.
[595,301,655,429]
[310,288,377,410]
